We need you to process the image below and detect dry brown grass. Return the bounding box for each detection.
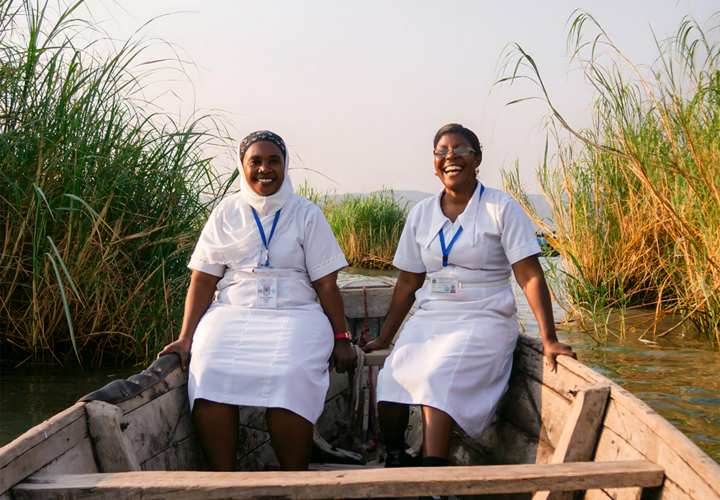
[498,11,720,342]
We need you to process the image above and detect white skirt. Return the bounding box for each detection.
[376,282,518,438]
[188,301,334,424]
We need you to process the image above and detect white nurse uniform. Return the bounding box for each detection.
[376,182,541,438]
[186,192,348,424]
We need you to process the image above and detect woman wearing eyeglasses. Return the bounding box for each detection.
[362,123,575,468]
[159,131,356,472]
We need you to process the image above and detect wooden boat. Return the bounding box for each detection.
[2,279,720,499]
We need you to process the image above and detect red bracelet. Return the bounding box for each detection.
[334,332,352,341]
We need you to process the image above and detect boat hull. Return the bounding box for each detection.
[1,281,719,499]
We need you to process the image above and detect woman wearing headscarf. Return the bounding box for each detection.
[159,131,356,471]
[362,123,575,468]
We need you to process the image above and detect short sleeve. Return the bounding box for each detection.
[392,210,426,273]
[187,257,225,278]
[187,204,227,278]
[303,205,348,282]
[499,198,542,265]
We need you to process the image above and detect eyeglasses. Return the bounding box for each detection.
[433,147,476,158]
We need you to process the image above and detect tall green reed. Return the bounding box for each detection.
[297,182,408,269]
[497,11,720,343]
[0,0,228,365]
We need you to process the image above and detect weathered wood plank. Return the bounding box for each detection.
[533,383,610,500]
[32,437,97,477]
[497,371,572,448]
[0,402,86,470]
[516,335,720,499]
[316,393,351,445]
[326,368,351,402]
[584,489,615,500]
[237,426,271,461]
[121,385,195,464]
[514,336,590,402]
[13,461,664,500]
[141,435,203,472]
[0,406,88,496]
[594,425,658,500]
[549,383,610,463]
[365,349,392,366]
[238,405,266,430]
[236,441,277,472]
[452,419,554,467]
[341,286,394,319]
[86,401,141,472]
[601,398,718,500]
[363,304,417,367]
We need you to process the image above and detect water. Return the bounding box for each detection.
[1,268,718,464]
[0,363,138,447]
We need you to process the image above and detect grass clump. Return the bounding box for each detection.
[497,11,720,343]
[0,0,226,365]
[297,183,409,269]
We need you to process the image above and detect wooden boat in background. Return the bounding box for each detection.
[1,279,719,499]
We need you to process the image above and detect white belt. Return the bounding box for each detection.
[460,277,512,289]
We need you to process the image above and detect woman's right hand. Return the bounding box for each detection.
[361,337,393,353]
[158,337,192,371]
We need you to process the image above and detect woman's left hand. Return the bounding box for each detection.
[330,339,357,373]
[543,340,577,372]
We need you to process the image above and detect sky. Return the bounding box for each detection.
[78,0,718,195]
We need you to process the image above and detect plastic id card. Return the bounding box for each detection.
[256,274,278,308]
[430,275,460,295]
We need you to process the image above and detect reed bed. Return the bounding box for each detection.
[498,12,720,342]
[297,183,408,269]
[0,0,226,365]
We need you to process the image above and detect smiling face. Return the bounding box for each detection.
[434,132,481,192]
[242,141,285,196]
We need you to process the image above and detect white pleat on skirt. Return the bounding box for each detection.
[188,301,334,424]
[376,282,518,438]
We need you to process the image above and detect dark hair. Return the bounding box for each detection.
[433,123,482,161]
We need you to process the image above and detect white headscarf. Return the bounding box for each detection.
[189,131,299,268]
[237,130,294,216]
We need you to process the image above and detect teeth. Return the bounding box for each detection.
[258,179,274,184]
[445,166,462,172]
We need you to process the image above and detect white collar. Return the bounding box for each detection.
[422,182,484,249]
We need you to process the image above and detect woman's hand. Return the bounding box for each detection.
[361,270,425,354]
[157,270,220,371]
[543,339,577,372]
[361,337,393,353]
[330,338,357,373]
[513,256,576,372]
[158,336,193,371]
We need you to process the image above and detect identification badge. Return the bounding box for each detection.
[256,274,278,308]
[430,276,460,295]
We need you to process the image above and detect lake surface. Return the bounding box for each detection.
[1,267,719,465]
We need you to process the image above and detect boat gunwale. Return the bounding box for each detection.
[517,333,720,498]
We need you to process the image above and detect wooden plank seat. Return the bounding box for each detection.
[13,461,664,499]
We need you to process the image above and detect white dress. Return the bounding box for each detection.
[186,193,348,423]
[376,183,541,438]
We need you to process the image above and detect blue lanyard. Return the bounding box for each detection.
[251,208,281,266]
[438,184,485,267]
[439,226,463,267]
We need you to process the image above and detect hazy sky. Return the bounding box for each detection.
[82,0,717,195]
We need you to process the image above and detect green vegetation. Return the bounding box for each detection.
[297,183,409,269]
[0,0,227,365]
[498,12,720,342]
